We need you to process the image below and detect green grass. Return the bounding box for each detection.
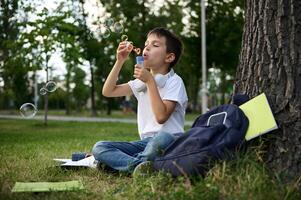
[0,119,300,200]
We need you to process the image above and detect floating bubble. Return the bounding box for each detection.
[121,34,128,41]
[113,22,123,33]
[45,81,57,92]
[100,27,111,39]
[104,18,114,27]
[20,103,38,118]
[40,87,47,96]
[121,35,141,54]
[123,37,141,55]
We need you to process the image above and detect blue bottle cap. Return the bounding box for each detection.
[136,56,144,65]
[72,152,87,161]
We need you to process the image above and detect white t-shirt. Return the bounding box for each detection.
[128,72,188,139]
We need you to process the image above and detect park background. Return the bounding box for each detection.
[0,0,243,116]
[1,0,301,199]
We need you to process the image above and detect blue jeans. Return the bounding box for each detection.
[92,131,178,173]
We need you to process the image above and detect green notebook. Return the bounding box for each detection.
[11,180,85,193]
[239,93,278,141]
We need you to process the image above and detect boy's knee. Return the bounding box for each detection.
[153,131,176,147]
[92,141,110,157]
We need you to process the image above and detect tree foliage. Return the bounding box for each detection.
[72,67,89,111]
[0,0,245,113]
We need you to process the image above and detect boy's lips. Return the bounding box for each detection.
[143,54,149,60]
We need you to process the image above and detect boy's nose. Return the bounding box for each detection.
[142,48,149,55]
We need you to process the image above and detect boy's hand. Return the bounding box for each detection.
[116,41,133,63]
[133,64,153,83]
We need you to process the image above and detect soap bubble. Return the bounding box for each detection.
[121,34,128,41]
[105,18,114,27]
[86,19,124,41]
[113,22,123,33]
[40,87,47,95]
[45,81,57,92]
[20,103,38,118]
[121,35,141,55]
[100,27,111,39]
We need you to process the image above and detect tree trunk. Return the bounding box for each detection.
[65,69,71,115]
[90,64,97,116]
[44,55,49,126]
[234,0,301,180]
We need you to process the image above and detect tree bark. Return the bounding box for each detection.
[65,68,71,115]
[44,54,49,126]
[234,0,301,180]
[90,64,97,116]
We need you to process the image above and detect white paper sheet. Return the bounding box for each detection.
[54,156,97,168]
[53,158,72,163]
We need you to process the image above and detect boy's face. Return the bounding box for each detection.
[142,34,174,70]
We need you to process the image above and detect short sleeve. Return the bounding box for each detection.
[162,76,188,109]
[128,79,143,100]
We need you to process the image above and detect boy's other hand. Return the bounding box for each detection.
[133,65,153,83]
[117,41,133,63]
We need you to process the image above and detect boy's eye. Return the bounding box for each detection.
[144,42,159,47]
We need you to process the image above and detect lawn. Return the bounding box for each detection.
[0,119,300,200]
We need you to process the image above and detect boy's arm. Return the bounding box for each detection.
[102,60,132,97]
[102,41,133,97]
[133,65,176,124]
[146,78,177,124]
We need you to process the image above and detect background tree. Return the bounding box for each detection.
[206,0,244,104]
[18,6,73,124]
[234,0,301,180]
[72,67,89,112]
[186,0,244,108]
[0,0,246,115]
[77,0,99,116]
[98,0,185,113]
[0,0,28,109]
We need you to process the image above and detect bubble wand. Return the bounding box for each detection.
[121,35,143,68]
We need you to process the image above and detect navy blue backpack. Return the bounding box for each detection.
[153,104,249,177]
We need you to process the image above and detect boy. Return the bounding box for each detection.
[92,27,188,173]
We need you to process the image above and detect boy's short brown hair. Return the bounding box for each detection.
[147,27,183,69]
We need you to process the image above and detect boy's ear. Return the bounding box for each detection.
[165,53,175,63]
